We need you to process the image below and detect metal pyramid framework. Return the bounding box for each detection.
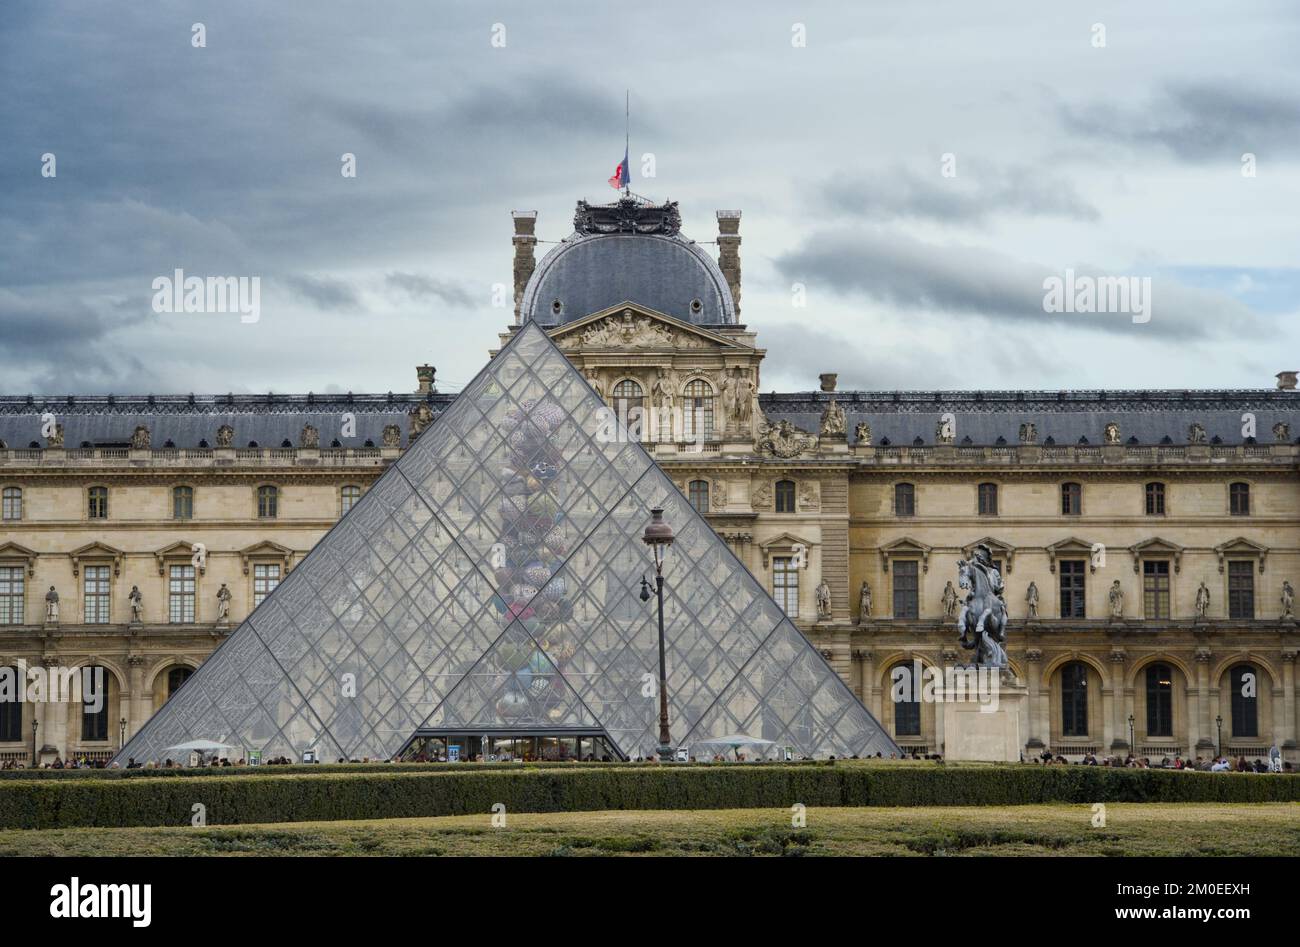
[116,322,898,764]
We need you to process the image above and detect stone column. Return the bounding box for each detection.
[1281,650,1296,749]
[1024,649,1044,749]
[1195,648,1215,752]
[127,655,147,745]
[1108,650,1127,751]
[856,650,878,717]
[715,210,742,317]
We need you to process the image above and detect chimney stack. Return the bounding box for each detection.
[716,210,742,318]
[819,373,838,392]
[1277,370,1297,391]
[416,365,436,394]
[512,211,538,324]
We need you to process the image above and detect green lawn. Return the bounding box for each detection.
[3,803,1297,856]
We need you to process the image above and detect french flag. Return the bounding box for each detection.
[607,148,630,190]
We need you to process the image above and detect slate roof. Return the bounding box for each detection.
[0,393,453,450]
[759,389,1300,447]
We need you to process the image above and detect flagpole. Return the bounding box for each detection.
[624,90,630,198]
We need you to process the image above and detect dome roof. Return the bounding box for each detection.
[521,198,736,327]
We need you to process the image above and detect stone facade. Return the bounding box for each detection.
[1,197,1296,765]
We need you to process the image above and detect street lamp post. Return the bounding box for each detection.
[31,718,38,768]
[1215,714,1223,758]
[1127,714,1135,753]
[641,507,675,762]
[119,717,127,750]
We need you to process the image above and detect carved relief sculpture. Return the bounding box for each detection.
[1018,422,1037,444]
[382,424,401,448]
[798,480,820,511]
[757,418,817,459]
[751,480,772,511]
[300,424,319,449]
[131,425,152,450]
[216,424,234,448]
[854,422,872,445]
[578,313,674,349]
[1104,422,1121,445]
[47,424,64,448]
[1274,421,1291,443]
[409,403,435,438]
[1188,422,1207,444]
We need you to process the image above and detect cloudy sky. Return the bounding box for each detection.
[2,1,1298,396]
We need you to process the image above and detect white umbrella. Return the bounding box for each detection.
[161,739,236,754]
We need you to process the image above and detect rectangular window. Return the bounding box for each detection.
[1142,560,1170,619]
[892,560,919,619]
[83,565,110,624]
[169,565,196,623]
[688,480,710,513]
[173,486,193,519]
[1061,483,1081,515]
[88,487,108,519]
[977,483,998,516]
[1145,482,1165,516]
[0,567,24,624]
[0,668,21,741]
[1059,560,1086,618]
[1227,561,1255,619]
[340,485,361,516]
[1229,482,1250,516]
[1,488,20,521]
[772,556,798,617]
[894,483,915,516]
[253,563,281,607]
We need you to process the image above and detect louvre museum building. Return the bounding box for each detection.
[0,196,1297,766]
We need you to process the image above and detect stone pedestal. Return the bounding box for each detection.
[942,681,1027,762]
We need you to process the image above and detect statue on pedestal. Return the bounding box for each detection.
[955,544,1008,669]
[1108,580,1124,619]
[1195,580,1211,619]
[1025,581,1040,620]
[941,580,959,619]
[815,579,832,621]
[857,580,872,623]
[129,586,144,624]
[216,583,232,623]
[44,586,59,623]
[1282,580,1295,620]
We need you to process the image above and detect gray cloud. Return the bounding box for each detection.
[774,228,1260,340]
[822,163,1099,224]
[385,272,475,308]
[281,274,362,311]
[1060,82,1300,161]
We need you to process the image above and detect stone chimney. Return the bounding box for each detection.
[1276,370,1297,391]
[716,210,742,318]
[819,373,838,392]
[512,211,538,323]
[416,365,436,394]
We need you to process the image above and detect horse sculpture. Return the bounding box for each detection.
[956,552,1009,669]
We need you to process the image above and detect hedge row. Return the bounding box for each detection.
[0,763,1295,830]
[0,760,741,781]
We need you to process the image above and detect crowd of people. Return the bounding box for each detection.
[1035,745,1290,772]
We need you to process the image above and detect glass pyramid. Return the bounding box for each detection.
[116,322,898,764]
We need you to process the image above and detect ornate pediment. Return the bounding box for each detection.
[574,197,681,236]
[550,304,744,352]
[1214,537,1268,573]
[759,532,814,569]
[1045,537,1097,573]
[880,537,933,573]
[240,540,295,575]
[757,417,818,459]
[0,542,38,577]
[154,540,205,575]
[69,541,125,577]
[1129,537,1184,573]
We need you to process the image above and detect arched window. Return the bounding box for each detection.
[977,482,998,516]
[87,485,108,520]
[0,667,22,741]
[612,379,644,439]
[1230,664,1258,738]
[1,486,21,521]
[257,484,279,519]
[894,483,915,516]
[775,479,796,513]
[681,379,714,441]
[172,485,194,519]
[890,662,922,736]
[1145,481,1166,515]
[1061,482,1082,516]
[1060,662,1089,737]
[167,666,193,700]
[688,480,710,513]
[1145,663,1174,737]
[80,666,110,741]
[340,485,361,516]
[1229,482,1250,516]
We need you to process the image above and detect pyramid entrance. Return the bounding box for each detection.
[115,322,897,765]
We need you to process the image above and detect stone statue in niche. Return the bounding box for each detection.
[942,580,960,619]
[1282,580,1295,619]
[1025,580,1039,619]
[1108,580,1124,619]
[216,583,232,622]
[1104,422,1121,445]
[1195,580,1211,619]
[44,586,59,623]
[820,398,846,437]
[129,586,144,623]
